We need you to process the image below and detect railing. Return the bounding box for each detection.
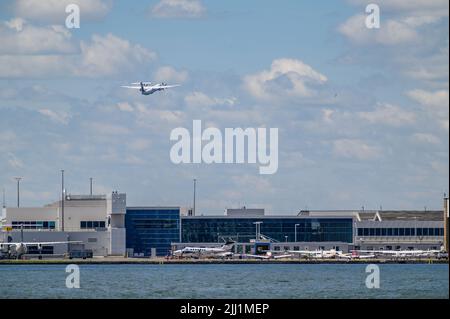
[356,236,443,244]
[5,227,108,232]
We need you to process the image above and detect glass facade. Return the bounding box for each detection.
[357,227,444,237]
[181,217,353,243]
[12,221,56,230]
[80,221,106,229]
[125,207,180,256]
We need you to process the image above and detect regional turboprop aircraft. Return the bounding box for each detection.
[0,225,82,259]
[0,241,82,259]
[173,240,235,258]
[121,81,180,95]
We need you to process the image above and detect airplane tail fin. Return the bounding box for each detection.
[221,240,236,251]
[140,82,144,93]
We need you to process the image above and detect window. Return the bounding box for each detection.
[80,221,105,229]
[387,228,393,236]
[381,228,387,236]
[375,228,381,236]
[12,221,56,230]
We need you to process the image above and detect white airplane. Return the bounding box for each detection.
[173,241,235,258]
[337,250,376,260]
[288,249,348,259]
[356,249,443,258]
[0,240,82,259]
[243,251,292,260]
[121,81,180,95]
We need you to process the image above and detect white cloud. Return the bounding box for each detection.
[134,103,185,125]
[117,102,134,112]
[185,91,237,108]
[7,153,24,169]
[151,0,206,18]
[347,0,448,16]
[412,133,441,145]
[86,122,131,135]
[243,58,327,101]
[38,108,71,125]
[333,139,380,160]
[339,0,448,45]
[0,32,157,78]
[76,34,157,77]
[231,175,274,194]
[358,103,416,126]
[128,139,151,151]
[14,0,112,23]
[338,14,419,45]
[154,66,189,83]
[407,89,449,131]
[0,18,75,54]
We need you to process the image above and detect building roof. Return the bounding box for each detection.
[378,210,443,221]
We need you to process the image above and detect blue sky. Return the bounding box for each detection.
[0,0,448,213]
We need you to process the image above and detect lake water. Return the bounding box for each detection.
[0,264,448,299]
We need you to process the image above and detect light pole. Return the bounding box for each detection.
[90,177,93,196]
[253,221,263,241]
[14,177,22,208]
[193,179,197,216]
[285,235,288,243]
[295,224,299,243]
[61,170,65,232]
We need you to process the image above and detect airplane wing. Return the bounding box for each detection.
[5,241,83,245]
[243,254,270,259]
[356,250,387,254]
[121,86,141,89]
[273,254,292,259]
[288,250,317,255]
[158,85,180,89]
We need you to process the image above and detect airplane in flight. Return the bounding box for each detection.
[172,240,235,258]
[121,81,180,95]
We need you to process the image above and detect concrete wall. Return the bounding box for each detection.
[5,207,59,225]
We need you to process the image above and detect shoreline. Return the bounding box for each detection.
[0,257,448,265]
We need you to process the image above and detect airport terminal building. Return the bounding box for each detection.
[1,193,447,258]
